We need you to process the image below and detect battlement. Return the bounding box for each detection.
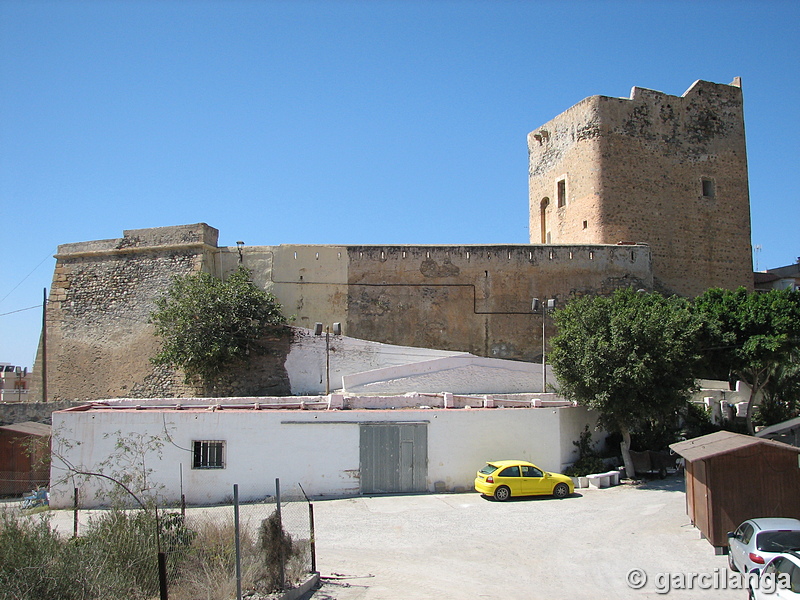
[56,223,219,258]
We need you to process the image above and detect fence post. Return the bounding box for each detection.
[180,464,186,518]
[309,502,317,574]
[234,484,242,600]
[72,487,78,538]
[276,478,285,591]
[155,504,168,600]
[158,551,168,600]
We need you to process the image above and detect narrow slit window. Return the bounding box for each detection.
[557,179,567,207]
[702,178,715,198]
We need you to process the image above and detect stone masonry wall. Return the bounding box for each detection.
[34,225,653,401]
[529,79,752,297]
[34,224,219,401]
[234,242,652,363]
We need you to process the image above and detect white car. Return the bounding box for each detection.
[751,552,800,600]
[728,518,800,575]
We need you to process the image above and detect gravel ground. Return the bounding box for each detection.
[301,476,745,600]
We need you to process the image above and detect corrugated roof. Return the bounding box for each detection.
[756,416,800,439]
[0,421,51,437]
[670,430,800,461]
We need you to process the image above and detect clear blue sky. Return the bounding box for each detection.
[2,0,799,369]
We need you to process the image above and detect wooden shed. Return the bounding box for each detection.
[670,431,800,551]
[0,421,51,495]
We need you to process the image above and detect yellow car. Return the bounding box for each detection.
[474,460,574,501]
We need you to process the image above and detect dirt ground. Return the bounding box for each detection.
[10,475,747,600]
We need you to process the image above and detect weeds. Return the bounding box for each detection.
[0,503,311,600]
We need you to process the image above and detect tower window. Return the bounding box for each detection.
[702,178,715,198]
[582,220,588,229]
[557,179,567,207]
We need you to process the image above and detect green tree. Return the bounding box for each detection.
[694,287,800,434]
[150,266,288,393]
[549,288,701,477]
[757,352,800,426]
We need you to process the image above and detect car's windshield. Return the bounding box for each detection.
[757,530,800,552]
[479,464,498,475]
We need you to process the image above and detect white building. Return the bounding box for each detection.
[49,393,597,508]
[0,364,31,402]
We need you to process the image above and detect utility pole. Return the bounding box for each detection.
[42,287,47,402]
[532,298,556,393]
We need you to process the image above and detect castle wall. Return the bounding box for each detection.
[33,79,754,401]
[342,244,650,360]
[34,225,652,400]
[233,241,652,362]
[35,224,218,401]
[529,79,753,296]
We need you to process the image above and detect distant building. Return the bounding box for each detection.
[754,261,800,292]
[0,421,50,495]
[0,364,31,402]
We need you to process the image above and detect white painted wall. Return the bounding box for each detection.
[49,402,599,508]
[284,328,466,395]
[284,327,555,395]
[343,355,553,395]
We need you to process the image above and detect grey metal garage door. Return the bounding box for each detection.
[359,422,428,494]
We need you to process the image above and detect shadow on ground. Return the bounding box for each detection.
[631,472,685,492]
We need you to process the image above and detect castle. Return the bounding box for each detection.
[34,78,753,401]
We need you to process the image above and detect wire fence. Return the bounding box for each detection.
[4,478,315,600]
[0,471,49,496]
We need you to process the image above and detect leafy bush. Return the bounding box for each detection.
[0,504,309,600]
[754,394,799,427]
[0,508,199,600]
[150,266,289,392]
[564,425,605,477]
[564,456,606,478]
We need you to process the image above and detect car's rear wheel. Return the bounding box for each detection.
[493,486,511,501]
[747,581,756,600]
[552,483,570,499]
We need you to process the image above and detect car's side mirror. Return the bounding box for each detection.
[727,531,737,539]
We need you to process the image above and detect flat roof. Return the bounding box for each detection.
[0,421,51,436]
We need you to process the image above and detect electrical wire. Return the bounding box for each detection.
[0,249,56,305]
[0,304,42,317]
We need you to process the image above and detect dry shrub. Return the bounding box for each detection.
[171,512,287,600]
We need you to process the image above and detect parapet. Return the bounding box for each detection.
[56,223,219,258]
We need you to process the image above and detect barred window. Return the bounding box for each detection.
[193,440,225,469]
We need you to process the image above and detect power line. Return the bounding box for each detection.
[0,249,56,305]
[0,304,42,317]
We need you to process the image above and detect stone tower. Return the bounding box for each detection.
[528,78,753,297]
